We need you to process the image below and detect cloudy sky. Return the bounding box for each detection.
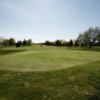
[0,0,100,42]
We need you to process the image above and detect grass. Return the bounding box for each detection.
[0,46,100,71]
[0,46,100,100]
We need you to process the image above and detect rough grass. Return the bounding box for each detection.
[0,46,100,100]
[0,61,100,100]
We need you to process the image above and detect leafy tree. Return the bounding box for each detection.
[16,41,22,47]
[59,40,67,46]
[3,39,9,47]
[55,40,62,46]
[27,39,32,46]
[69,39,73,47]
[23,39,27,46]
[9,38,15,46]
[0,37,4,46]
[75,40,79,47]
[77,27,100,47]
[45,40,51,46]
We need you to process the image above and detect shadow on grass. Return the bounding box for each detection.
[0,49,26,55]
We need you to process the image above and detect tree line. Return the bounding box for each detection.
[0,27,100,48]
[44,39,73,47]
[0,38,32,47]
[44,39,78,47]
[44,27,100,48]
[77,27,100,48]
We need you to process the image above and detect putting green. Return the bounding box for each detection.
[0,47,100,71]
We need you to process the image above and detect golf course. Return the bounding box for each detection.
[0,46,100,100]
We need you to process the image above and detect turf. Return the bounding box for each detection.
[0,46,100,71]
[0,46,100,100]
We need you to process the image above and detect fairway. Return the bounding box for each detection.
[0,46,100,71]
[0,46,100,100]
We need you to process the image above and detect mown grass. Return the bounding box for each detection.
[0,46,100,100]
[0,46,100,71]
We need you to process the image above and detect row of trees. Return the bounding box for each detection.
[0,38,32,47]
[0,27,100,48]
[44,27,100,48]
[0,38,16,47]
[16,39,32,47]
[44,39,79,47]
[77,27,100,47]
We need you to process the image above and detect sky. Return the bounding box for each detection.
[0,0,100,43]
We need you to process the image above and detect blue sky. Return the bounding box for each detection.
[0,0,100,42]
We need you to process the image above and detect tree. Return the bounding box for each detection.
[23,39,27,46]
[0,37,4,46]
[27,39,32,46]
[95,27,100,46]
[3,39,9,47]
[55,40,61,46]
[75,40,79,47]
[69,39,73,47]
[16,41,22,47]
[45,40,51,46]
[9,38,15,46]
[77,27,100,47]
[59,40,67,46]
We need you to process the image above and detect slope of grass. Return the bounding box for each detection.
[0,46,100,100]
[0,61,100,100]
